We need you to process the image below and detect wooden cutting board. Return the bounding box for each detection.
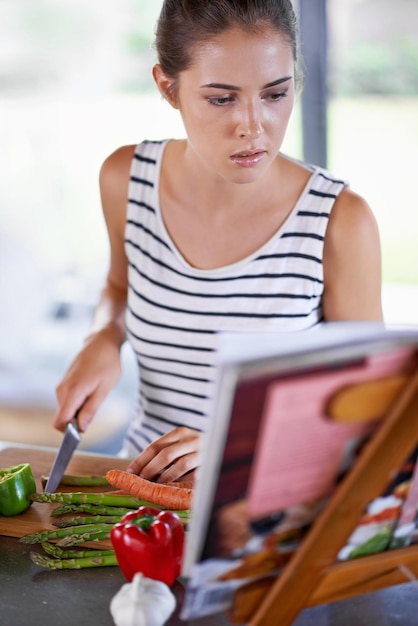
[0,447,129,546]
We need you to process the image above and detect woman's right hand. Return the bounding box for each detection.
[53,327,123,433]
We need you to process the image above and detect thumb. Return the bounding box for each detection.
[74,388,108,432]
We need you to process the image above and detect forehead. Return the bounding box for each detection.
[185,27,294,82]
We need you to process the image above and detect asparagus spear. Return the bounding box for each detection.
[33,492,191,522]
[19,523,112,545]
[41,542,115,559]
[30,551,118,569]
[52,515,122,527]
[41,474,110,489]
[56,531,110,547]
[30,491,157,508]
[51,503,134,517]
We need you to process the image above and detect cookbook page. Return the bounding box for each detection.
[182,338,418,620]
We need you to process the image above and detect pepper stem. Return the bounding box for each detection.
[131,513,156,531]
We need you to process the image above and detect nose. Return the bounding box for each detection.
[236,101,263,139]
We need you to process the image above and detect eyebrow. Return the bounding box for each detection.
[200,76,292,90]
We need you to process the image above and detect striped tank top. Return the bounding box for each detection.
[120,139,347,457]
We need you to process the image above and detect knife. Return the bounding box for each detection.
[44,416,82,493]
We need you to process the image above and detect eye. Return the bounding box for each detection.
[206,95,235,106]
[264,90,288,102]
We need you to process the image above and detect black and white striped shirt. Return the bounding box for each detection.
[121,139,347,457]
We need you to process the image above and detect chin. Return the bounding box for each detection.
[227,167,268,186]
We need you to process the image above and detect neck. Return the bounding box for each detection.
[180,141,281,218]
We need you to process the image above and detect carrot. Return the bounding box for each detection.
[166,481,195,490]
[105,469,193,510]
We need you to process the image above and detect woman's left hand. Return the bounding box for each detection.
[126,427,201,484]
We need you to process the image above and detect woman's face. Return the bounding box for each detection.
[173,27,296,185]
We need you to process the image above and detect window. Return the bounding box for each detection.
[1,0,416,451]
[327,0,418,323]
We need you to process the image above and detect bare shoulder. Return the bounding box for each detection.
[99,145,136,198]
[326,186,379,243]
[323,186,383,321]
[98,145,136,233]
[96,146,137,288]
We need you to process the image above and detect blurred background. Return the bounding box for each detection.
[0,0,417,454]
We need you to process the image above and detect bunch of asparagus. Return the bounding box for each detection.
[21,480,190,571]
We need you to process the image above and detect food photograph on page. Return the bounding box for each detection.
[338,448,418,560]
[182,341,418,622]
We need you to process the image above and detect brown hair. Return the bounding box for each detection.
[154,0,302,93]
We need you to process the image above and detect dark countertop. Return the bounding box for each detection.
[0,534,231,626]
[0,535,124,626]
[1,440,417,626]
[2,533,418,626]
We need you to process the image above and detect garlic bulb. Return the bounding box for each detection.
[110,573,176,626]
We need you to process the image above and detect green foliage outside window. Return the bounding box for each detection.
[335,36,418,95]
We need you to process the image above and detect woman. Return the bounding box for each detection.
[53,0,383,483]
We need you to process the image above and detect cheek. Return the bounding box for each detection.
[269,102,295,135]
[180,106,219,138]
[182,109,229,150]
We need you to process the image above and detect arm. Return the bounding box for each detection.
[322,188,384,322]
[53,145,135,432]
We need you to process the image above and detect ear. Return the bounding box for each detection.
[152,64,178,109]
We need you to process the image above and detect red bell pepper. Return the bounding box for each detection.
[110,506,185,586]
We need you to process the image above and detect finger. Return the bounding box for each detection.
[54,378,108,432]
[126,445,161,476]
[74,386,110,432]
[156,452,200,484]
[175,470,196,485]
[126,428,186,475]
[126,428,201,476]
[136,436,200,481]
[53,393,88,432]
[128,439,192,478]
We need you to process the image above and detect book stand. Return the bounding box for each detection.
[232,369,418,626]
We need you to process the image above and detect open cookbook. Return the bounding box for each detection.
[180,322,418,621]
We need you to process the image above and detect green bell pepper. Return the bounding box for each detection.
[0,463,37,516]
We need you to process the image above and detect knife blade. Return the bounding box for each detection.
[44,417,82,493]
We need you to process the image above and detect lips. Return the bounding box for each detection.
[230,148,266,168]
[231,148,264,158]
